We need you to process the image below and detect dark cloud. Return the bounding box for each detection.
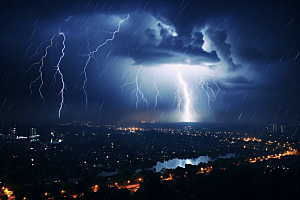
[127,43,220,66]
[113,16,220,66]
[144,28,160,44]
[191,31,205,48]
[204,28,241,71]
[225,76,252,84]
[236,47,284,65]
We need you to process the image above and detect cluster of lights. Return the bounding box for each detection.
[1,187,14,199]
[196,166,213,175]
[91,185,100,192]
[243,137,262,142]
[108,178,143,193]
[116,127,148,132]
[248,148,299,164]
[161,174,174,181]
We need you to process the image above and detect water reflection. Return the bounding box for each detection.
[155,153,235,172]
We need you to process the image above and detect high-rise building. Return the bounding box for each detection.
[272,124,277,133]
[50,131,55,144]
[30,128,37,136]
[11,127,17,139]
[266,124,272,134]
[281,125,286,134]
[29,128,39,143]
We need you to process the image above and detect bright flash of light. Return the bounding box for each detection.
[154,73,161,110]
[121,64,223,122]
[175,66,196,122]
[81,14,129,109]
[176,65,224,122]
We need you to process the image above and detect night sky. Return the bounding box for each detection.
[0,0,300,124]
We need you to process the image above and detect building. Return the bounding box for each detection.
[30,128,37,136]
[29,128,39,143]
[280,125,285,134]
[11,127,17,139]
[272,124,277,133]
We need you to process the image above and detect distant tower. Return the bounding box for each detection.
[30,128,37,136]
[266,124,272,133]
[272,124,277,133]
[29,128,39,143]
[11,127,17,139]
[50,131,55,144]
[280,125,285,134]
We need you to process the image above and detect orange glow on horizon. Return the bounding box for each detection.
[248,149,298,164]
[1,187,14,199]
[243,137,261,142]
[117,184,140,193]
[196,166,213,175]
[108,178,144,193]
[91,185,100,192]
[161,174,173,181]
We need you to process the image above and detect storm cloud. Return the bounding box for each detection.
[0,0,299,124]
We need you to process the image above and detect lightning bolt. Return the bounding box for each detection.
[175,67,196,122]
[26,31,67,118]
[28,39,51,61]
[81,14,129,109]
[194,70,224,110]
[121,66,149,109]
[121,64,222,122]
[154,73,161,110]
[173,65,224,122]
[28,34,56,101]
[53,31,66,118]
